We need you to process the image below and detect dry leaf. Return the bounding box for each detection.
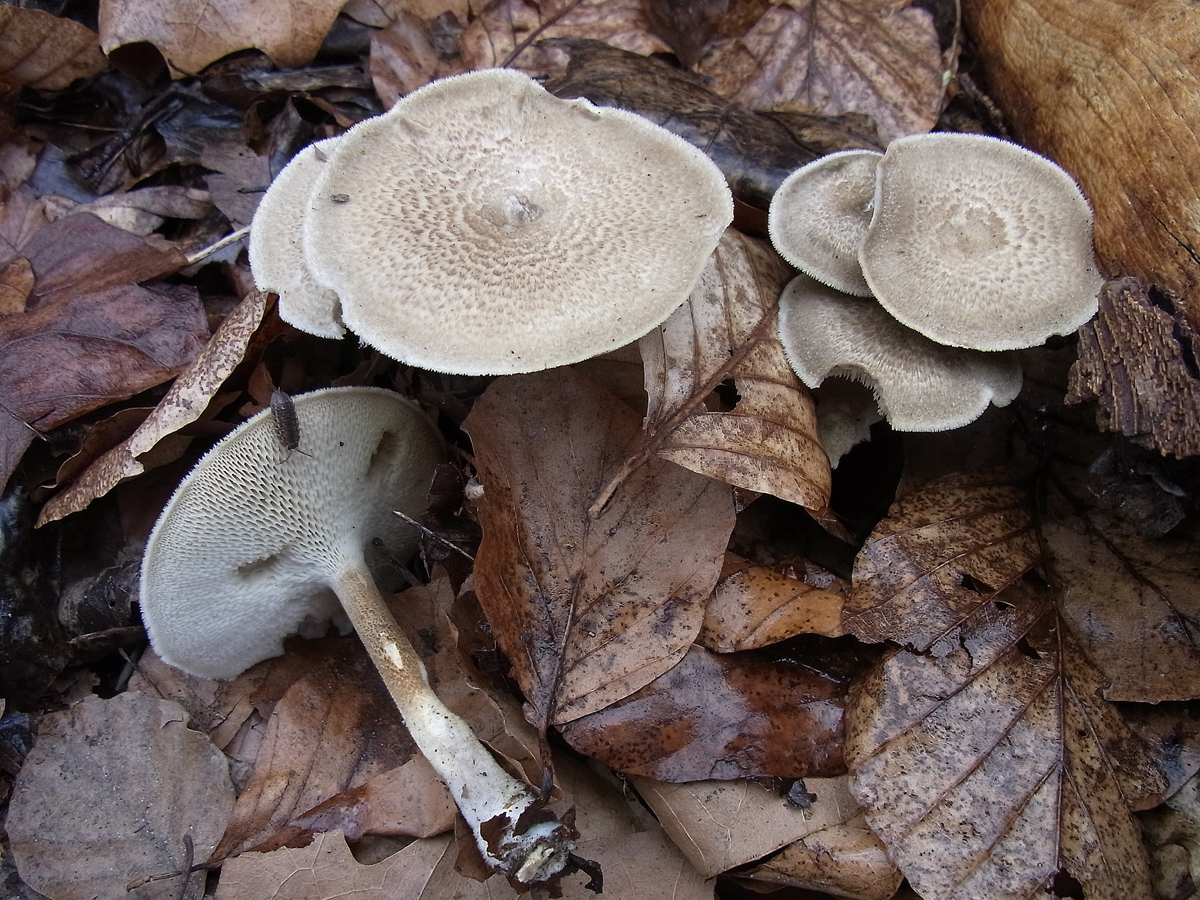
[369,11,443,108]
[460,0,668,77]
[99,0,345,75]
[841,470,1042,651]
[465,368,735,727]
[636,229,830,511]
[38,290,269,525]
[1046,510,1200,703]
[0,6,108,90]
[699,553,845,651]
[846,591,1167,900]
[696,0,946,143]
[6,693,233,900]
[559,640,848,781]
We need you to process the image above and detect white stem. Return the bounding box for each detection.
[333,564,573,882]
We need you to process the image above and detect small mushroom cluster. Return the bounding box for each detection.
[768,133,1103,441]
[250,67,733,376]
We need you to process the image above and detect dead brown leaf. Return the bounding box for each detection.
[699,553,845,651]
[369,10,456,109]
[38,290,269,525]
[460,0,668,77]
[98,0,345,75]
[6,692,234,900]
[841,470,1042,651]
[0,6,108,90]
[637,775,901,899]
[846,589,1167,900]
[559,639,848,781]
[465,368,735,727]
[636,229,829,511]
[696,0,946,143]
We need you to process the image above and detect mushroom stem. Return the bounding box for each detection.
[331,563,574,883]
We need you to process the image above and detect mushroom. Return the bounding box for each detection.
[298,68,733,375]
[767,149,882,297]
[777,275,1022,432]
[140,387,574,882]
[858,132,1103,350]
[247,137,345,339]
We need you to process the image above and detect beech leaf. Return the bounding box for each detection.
[0,6,108,90]
[841,471,1042,650]
[846,591,1167,900]
[465,368,735,727]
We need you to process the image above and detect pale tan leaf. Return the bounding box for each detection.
[846,594,1167,900]
[841,470,1042,650]
[99,0,344,75]
[460,0,668,77]
[38,289,268,525]
[1047,512,1200,703]
[7,693,234,900]
[696,0,946,143]
[639,229,830,510]
[636,775,899,899]
[0,6,107,90]
[699,553,845,651]
[465,367,735,727]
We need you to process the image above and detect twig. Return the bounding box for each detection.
[393,510,475,561]
[186,226,251,266]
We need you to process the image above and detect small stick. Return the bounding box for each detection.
[392,510,475,561]
[186,226,251,267]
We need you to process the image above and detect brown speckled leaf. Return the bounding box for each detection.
[842,471,1041,651]
[639,229,830,511]
[696,0,946,143]
[465,368,735,727]
[846,589,1166,900]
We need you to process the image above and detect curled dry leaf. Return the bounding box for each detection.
[699,553,845,652]
[846,589,1167,900]
[635,229,830,511]
[465,368,735,727]
[1046,510,1200,703]
[0,5,108,90]
[37,290,269,525]
[6,693,234,900]
[636,774,899,899]
[841,470,1042,651]
[695,0,946,143]
[559,640,848,781]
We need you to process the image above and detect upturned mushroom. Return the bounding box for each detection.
[767,149,882,297]
[777,275,1022,432]
[247,68,732,375]
[140,387,574,882]
[858,132,1102,350]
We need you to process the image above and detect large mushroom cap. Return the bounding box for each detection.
[140,387,443,680]
[303,68,733,375]
[768,149,882,297]
[777,275,1023,432]
[248,137,345,339]
[859,132,1103,351]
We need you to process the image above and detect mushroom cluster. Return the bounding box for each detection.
[140,388,574,882]
[251,68,733,375]
[768,133,1103,443]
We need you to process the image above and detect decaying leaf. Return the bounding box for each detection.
[846,590,1167,900]
[559,640,848,781]
[634,229,829,511]
[37,290,269,525]
[699,553,846,651]
[6,692,234,900]
[1046,510,1200,703]
[369,10,444,109]
[0,6,108,90]
[466,368,735,727]
[696,0,946,143]
[841,470,1042,651]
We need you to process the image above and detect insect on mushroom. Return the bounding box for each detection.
[268,388,310,459]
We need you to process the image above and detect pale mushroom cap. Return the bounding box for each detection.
[303,68,734,375]
[768,150,881,297]
[777,275,1023,432]
[140,387,444,680]
[249,137,345,339]
[859,132,1103,351]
